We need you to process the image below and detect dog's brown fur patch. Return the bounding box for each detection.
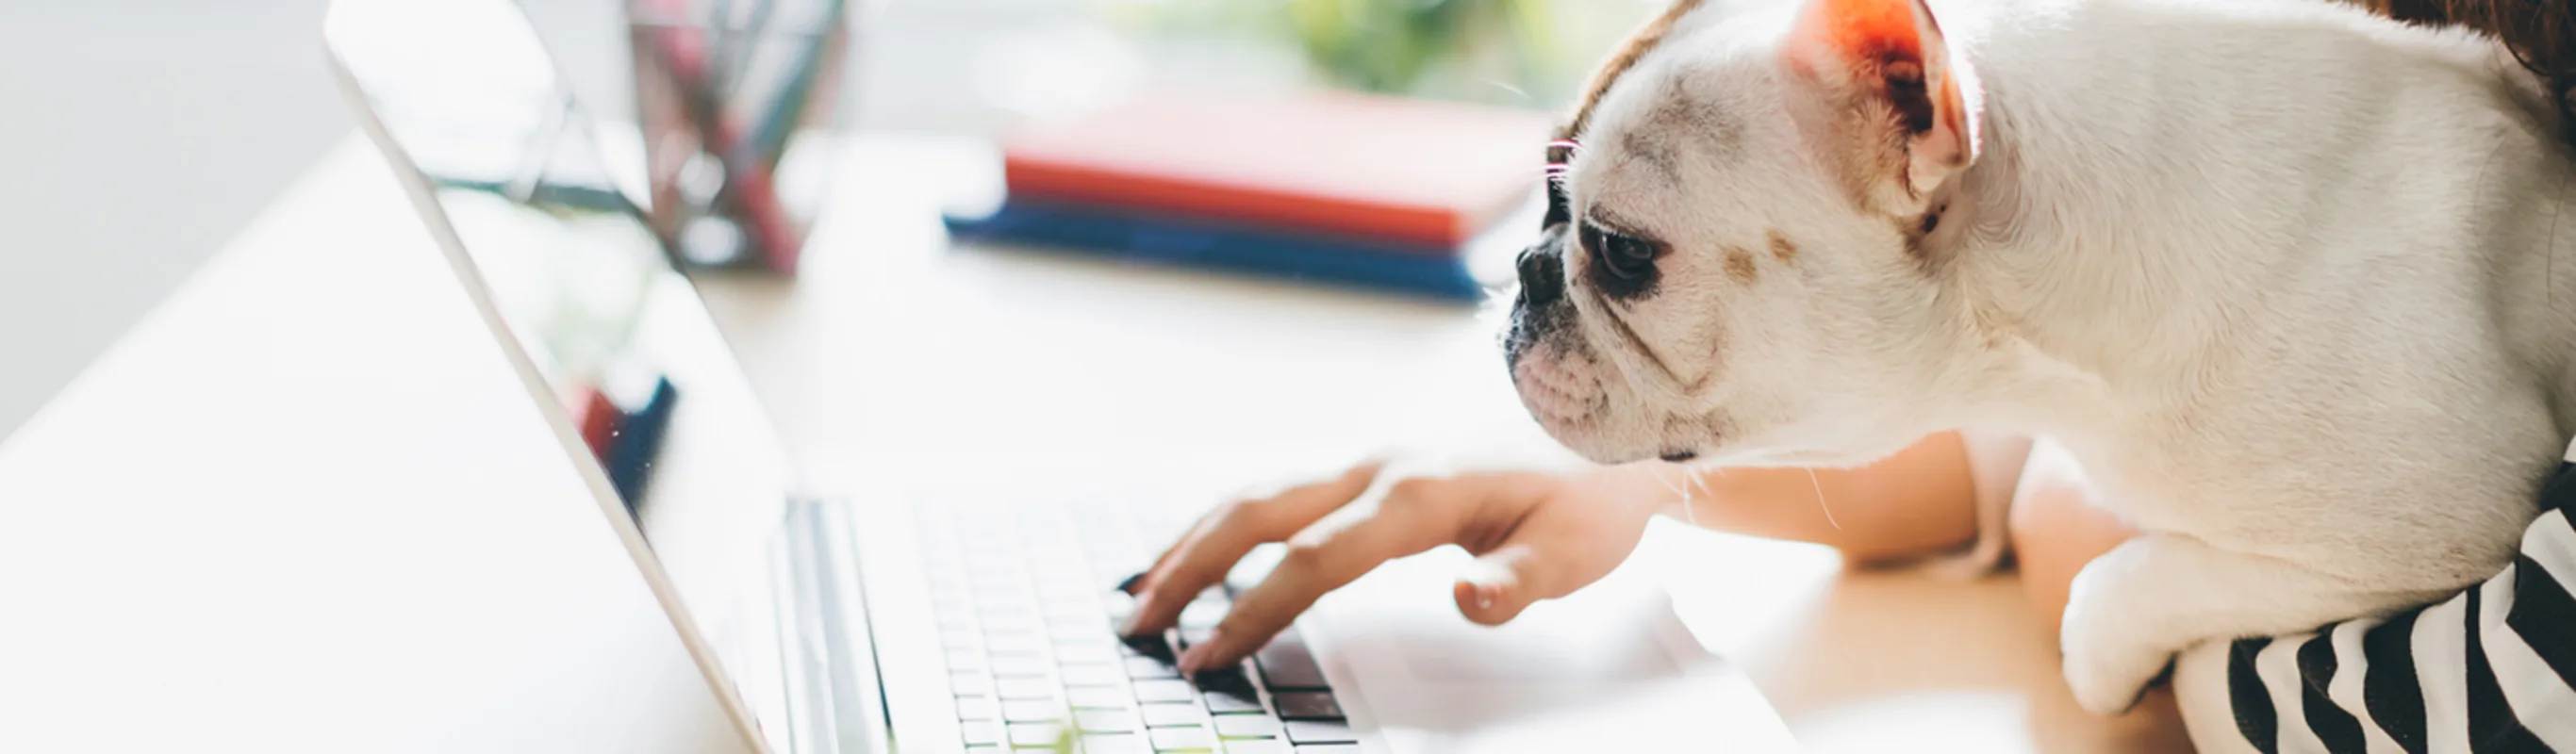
[1725,246,1760,283]
[1767,230,1800,263]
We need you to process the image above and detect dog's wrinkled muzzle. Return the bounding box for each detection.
[1504,224,1608,435]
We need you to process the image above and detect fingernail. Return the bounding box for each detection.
[1114,571,1146,594]
[1460,562,1511,611]
[1117,595,1154,637]
[1179,628,1227,674]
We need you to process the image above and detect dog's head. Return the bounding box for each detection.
[1506,0,1989,467]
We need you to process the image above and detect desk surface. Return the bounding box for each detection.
[0,134,2190,753]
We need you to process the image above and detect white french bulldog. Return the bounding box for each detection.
[1506,0,2576,734]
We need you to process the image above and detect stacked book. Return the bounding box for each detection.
[944,90,1553,302]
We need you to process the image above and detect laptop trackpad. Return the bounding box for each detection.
[1307,547,1795,751]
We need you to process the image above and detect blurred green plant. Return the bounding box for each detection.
[1096,0,1657,107]
[1280,0,1554,96]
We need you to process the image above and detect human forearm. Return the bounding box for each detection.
[1583,433,1983,565]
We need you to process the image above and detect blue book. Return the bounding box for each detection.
[942,200,1490,303]
[605,376,680,516]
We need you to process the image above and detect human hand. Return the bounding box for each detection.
[1117,458,1665,674]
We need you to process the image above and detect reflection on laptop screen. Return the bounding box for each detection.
[326,0,800,750]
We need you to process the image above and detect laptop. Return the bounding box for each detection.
[322,1,1792,752]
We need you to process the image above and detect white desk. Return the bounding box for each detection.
[0,134,2191,753]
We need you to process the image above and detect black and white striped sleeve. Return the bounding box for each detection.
[2221,441,2576,753]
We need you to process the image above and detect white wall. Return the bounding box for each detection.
[0,1,351,443]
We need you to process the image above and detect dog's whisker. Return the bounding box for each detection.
[1646,464,1699,528]
[1805,467,1841,532]
[1685,467,1720,529]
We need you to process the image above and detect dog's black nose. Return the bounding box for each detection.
[1516,242,1564,307]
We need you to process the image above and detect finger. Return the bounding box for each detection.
[1130,459,1390,593]
[1176,475,1468,673]
[1122,461,1382,636]
[1128,466,1356,595]
[1452,494,1643,626]
[1123,508,1226,595]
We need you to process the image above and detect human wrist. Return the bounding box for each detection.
[1559,463,1689,520]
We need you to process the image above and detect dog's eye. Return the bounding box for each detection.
[1580,221,1664,282]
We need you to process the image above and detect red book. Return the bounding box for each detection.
[1002,90,1552,250]
[569,385,623,464]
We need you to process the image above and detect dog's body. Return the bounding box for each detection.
[1505,0,2576,745]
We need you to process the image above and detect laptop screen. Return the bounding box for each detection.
[325,1,803,750]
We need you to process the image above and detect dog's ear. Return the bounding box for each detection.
[1781,0,1978,199]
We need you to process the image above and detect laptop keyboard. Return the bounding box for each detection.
[916,494,1357,754]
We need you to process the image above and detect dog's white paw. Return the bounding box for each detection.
[2058,588,2172,715]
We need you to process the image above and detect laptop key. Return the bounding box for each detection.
[1073,709,1142,733]
[997,678,1057,699]
[1008,723,1066,747]
[1149,727,1218,751]
[1269,692,1342,721]
[956,697,999,721]
[984,619,1048,639]
[1132,679,1196,704]
[1251,630,1327,691]
[1122,634,1178,664]
[1202,692,1263,714]
[1060,664,1124,687]
[1082,732,1152,754]
[1055,627,1119,647]
[1220,741,1289,754]
[1290,746,1360,754]
[1065,686,1131,710]
[991,655,1051,678]
[1058,642,1121,665]
[961,720,1001,746]
[1001,699,1064,722]
[1139,702,1205,729]
[1041,599,1099,623]
[1281,721,1356,745]
[1212,715,1282,739]
[1125,655,1181,680]
[987,634,1049,654]
[1194,668,1262,713]
[952,674,996,697]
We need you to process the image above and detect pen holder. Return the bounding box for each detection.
[628,0,853,275]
